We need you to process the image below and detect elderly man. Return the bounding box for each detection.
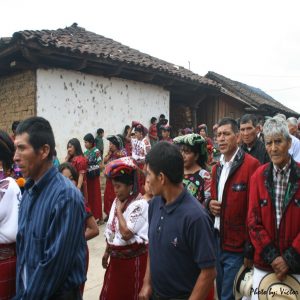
[248,116,300,299]
[287,116,300,139]
[209,117,260,300]
[239,114,270,164]
[276,114,300,162]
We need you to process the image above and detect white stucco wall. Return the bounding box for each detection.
[36,68,169,160]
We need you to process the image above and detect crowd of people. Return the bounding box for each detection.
[0,111,300,300]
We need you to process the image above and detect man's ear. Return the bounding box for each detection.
[39,144,51,160]
[159,172,167,186]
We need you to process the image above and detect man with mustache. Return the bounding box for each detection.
[208,117,260,300]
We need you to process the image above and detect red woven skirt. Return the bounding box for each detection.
[87,176,102,220]
[137,163,145,195]
[0,243,16,300]
[104,178,115,216]
[100,243,147,300]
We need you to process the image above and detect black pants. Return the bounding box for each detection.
[49,287,82,300]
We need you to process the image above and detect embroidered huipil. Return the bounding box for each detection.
[104,194,148,246]
[131,138,151,164]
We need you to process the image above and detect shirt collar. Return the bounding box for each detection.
[25,166,58,195]
[159,188,187,214]
[242,138,258,152]
[273,158,291,176]
[220,147,240,166]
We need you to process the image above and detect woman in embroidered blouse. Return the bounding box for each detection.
[173,133,211,206]
[100,157,148,300]
[84,133,104,224]
[66,138,88,201]
[0,130,21,300]
[126,121,151,194]
[103,134,127,219]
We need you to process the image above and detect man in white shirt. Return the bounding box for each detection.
[208,118,260,300]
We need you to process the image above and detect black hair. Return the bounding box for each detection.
[161,118,168,125]
[218,117,239,134]
[12,121,20,132]
[0,130,15,171]
[113,173,134,186]
[180,144,207,170]
[67,138,83,156]
[159,114,165,119]
[16,116,55,161]
[135,127,143,133]
[150,117,157,124]
[84,133,95,145]
[97,128,104,135]
[107,135,123,150]
[112,171,139,195]
[146,142,183,184]
[58,162,79,183]
[240,114,258,128]
[123,125,130,137]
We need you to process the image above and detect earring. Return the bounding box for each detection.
[129,190,133,195]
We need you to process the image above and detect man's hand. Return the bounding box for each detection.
[271,256,289,281]
[209,200,221,216]
[102,252,109,269]
[138,282,152,300]
[244,258,253,268]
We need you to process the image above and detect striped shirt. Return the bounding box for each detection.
[272,161,291,228]
[14,167,87,299]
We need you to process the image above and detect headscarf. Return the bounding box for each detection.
[198,124,208,133]
[173,133,207,157]
[104,157,139,194]
[160,125,172,131]
[107,134,124,150]
[183,128,193,134]
[132,121,148,136]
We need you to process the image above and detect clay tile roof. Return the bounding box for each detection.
[206,71,298,115]
[0,23,219,89]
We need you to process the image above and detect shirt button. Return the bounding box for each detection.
[161,216,164,220]
[158,226,161,231]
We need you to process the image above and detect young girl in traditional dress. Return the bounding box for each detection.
[84,133,104,224]
[66,138,88,201]
[100,157,148,300]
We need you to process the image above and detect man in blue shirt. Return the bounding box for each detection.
[13,117,87,300]
[139,142,216,300]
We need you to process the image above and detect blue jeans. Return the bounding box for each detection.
[214,230,244,300]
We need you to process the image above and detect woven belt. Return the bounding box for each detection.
[108,243,147,259]
[0,245,16,261]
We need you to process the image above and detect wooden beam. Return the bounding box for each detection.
[0,44,20,58]
[21,46,40,64]
[10,60,35,70]
[104,65,124,77]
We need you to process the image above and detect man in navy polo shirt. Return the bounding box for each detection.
[139,142,216,300]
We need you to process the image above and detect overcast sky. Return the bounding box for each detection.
[1,0,300,113]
